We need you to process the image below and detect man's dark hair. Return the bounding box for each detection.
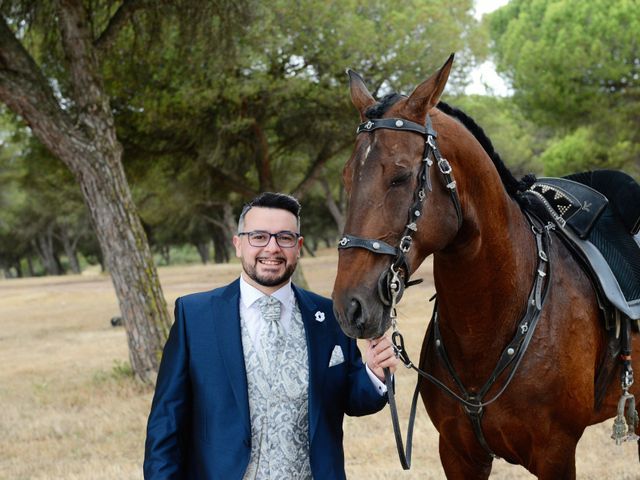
[238,192,301,232]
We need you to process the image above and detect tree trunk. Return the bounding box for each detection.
[33,225,62,276]
[321,178,345,233]
[70,142,170,383]
[222,203,237,244]
[26,256,35,277]
[59,227,82,274]
[292,263,309,290]
[195,241,210,264]
[159,245,171,265]
[13,259,23,278]
[213,231,229,263]
[0,3,170,384]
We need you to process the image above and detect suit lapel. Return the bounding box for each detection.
[294,285,331,443]
[211,279,251,437]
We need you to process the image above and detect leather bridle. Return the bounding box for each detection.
[337,115,463,311]
[336,114,554,468]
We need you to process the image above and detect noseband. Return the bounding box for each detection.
[337,115,463,309]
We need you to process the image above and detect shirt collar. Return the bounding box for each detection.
[239,274,293,309]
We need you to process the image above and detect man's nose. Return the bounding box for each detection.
[263,235,282,251]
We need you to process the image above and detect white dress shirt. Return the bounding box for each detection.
[239,274,387,394]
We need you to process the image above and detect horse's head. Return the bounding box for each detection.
[332,55,465,338]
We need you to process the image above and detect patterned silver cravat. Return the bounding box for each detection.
[257,295,283,377]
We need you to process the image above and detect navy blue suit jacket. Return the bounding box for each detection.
[144,279,387,479]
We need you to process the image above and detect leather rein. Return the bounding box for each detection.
[337,115,554,468]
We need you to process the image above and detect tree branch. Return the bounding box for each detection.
[292,139,351,200]
[205,163,258,199]
[95,0,146,53]
[200,214,227,230]
[57,0,112,124]
[0,15,82,163]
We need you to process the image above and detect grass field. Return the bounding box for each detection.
[1,249,638,479]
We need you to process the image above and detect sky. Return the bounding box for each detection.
[474,0,510,19]
[466,0,511,96]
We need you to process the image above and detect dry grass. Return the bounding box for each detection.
[0,249,638,479]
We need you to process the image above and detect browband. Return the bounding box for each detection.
[356,117,438,138]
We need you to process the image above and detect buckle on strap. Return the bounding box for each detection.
[438,158,452,175]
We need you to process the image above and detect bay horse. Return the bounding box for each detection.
[332,55,640,479]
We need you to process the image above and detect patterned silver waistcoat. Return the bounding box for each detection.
[240,300,312,480]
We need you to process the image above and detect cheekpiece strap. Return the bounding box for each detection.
[337,234,398,256]
[357,117,438,138]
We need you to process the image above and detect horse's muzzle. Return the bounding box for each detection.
[333,290,391,339]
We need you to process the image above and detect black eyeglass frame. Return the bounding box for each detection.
[237,230,301,248]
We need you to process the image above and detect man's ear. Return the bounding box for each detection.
[297,236,304,257]
[233,235,242,257]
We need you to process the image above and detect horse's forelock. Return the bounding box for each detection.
[365,93,406,119]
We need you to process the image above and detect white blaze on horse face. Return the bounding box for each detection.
[362,137,377,166]
[364,144,371,163]
[358,137,376,182]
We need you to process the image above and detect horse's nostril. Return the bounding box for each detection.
[348,298,365,332]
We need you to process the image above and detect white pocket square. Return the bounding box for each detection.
[328,345,345,367]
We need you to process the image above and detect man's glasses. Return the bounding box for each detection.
[238,230,300,248]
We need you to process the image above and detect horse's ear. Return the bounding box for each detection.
[347,69,376,120]
[405,54,454,118]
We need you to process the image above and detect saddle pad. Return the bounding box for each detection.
[588,208,640,305]
[523,180,640,320]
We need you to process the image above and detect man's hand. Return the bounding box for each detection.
[365,334,399,382]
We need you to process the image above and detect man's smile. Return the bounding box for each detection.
[257,257,285,266]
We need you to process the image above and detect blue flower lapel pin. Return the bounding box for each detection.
[314,311,325,322]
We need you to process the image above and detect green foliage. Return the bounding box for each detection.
[92,359,136,386]
[540,126,637,176]
[0,0,492,268]
[488,0,640,176]
[0,109,94,275]
[111,359,134,379]
[153,244,205,267]
[490,0,639,124]
[104,0,485,250]
[451,95,544,176]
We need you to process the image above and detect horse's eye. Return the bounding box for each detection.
[390,173,412,187]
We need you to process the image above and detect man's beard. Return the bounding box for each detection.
[242,257,297,287]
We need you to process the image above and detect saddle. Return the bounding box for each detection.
[523,170,640,436]
[522,170,640,324]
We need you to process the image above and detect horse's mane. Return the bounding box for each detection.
[364,95,536,204]
[436,102,536,201]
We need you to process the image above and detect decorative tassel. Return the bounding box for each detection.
[612,413,628,445]
[611,390,639,445]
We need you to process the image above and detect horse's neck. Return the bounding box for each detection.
[433,188,536,352]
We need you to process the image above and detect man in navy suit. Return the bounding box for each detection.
[144,192,398,479]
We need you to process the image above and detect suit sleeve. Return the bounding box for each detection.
[344,336,388,417]
[143,298,192,479]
